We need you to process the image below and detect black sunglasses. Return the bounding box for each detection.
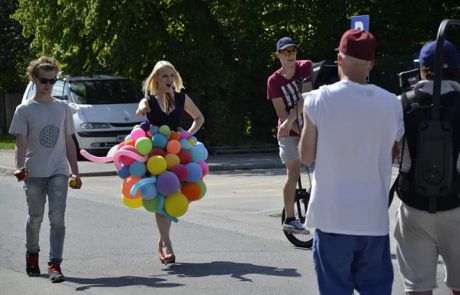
[37,77,57,85]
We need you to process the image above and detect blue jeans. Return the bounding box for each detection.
[313,229,393,295]
[23,174,68,264]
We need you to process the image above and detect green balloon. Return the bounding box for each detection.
[135,137,152,155]
[143,197,159,212]
[196,179,207,199]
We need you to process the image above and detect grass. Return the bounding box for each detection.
[0,135,15,150]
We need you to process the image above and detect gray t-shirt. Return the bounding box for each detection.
[9,98,74,177]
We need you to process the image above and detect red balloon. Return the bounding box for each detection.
[149,147,166,157]
[181,182,201,201]
[178,150,192,164]
[171,164,188,182]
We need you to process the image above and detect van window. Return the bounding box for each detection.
[69,79,140,104]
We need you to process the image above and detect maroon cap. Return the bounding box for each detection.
[338,29,376,61]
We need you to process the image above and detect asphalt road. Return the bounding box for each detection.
[0,168,450,295]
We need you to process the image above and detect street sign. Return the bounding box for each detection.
[351,15,369,31]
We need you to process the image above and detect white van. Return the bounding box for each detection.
[22,75,145,154]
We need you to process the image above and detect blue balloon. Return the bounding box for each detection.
[186,162,202,182]
[149,125,159,135]
[191,146,204,162]
[117,165,130,179]
[141,183,157,200]
[129,161,146,177]
[196,142,208,161]
[180,138,193,151]
[152,133,167,148]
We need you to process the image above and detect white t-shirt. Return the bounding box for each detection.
[303,80,404,236]
[9,98,74,177]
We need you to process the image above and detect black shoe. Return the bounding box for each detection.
[48,263,65,283]
[26,252,41,277]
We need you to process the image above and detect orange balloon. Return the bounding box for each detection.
[166,140,181,154]
[181,182,201,201]
[121,176,142,198]
[169,131,180,141]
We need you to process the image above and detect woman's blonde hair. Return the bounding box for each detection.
[142,60,184,96]
[26,56,60,80]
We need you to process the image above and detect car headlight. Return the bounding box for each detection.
[80,122,111,129]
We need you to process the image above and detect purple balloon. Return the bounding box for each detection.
[156,171,180,196]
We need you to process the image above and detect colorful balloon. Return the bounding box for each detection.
[185,162,203,182]
[164,153,180,170]
[166,140,181,154]
[129,161,146,177]
[159,125,171,137]
[121,176,142,199]
[156,171,180,196]
[130,128,146,141]
[123,195,143,208]
[135,137,153,155]
[196,179,207,199]
[181,182,201,202]
[164,192,189,217]
[152,133,167,148]
[147,155,167,175]
[171,164,188,182]
[199,161,209,177]
[142,196,159,212]
[178,150,192,164]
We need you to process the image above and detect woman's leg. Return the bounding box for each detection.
[155,213,173,255]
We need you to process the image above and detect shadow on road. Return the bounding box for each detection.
[65,275,183,291]
[163,260,301,282]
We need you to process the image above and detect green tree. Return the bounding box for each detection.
[0,0,33,92]
[12,0,460,145]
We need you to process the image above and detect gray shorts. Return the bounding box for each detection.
[394,203,460,291]
[278,136,300,164]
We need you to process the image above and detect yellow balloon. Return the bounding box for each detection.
[147,155,167,175]
[165,153,180,170]
[164,192,189,217]
[122,194,143,208]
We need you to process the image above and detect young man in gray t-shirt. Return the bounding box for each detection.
[9,56,82,283]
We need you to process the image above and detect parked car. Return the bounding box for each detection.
[22,75,144,154]
[312,60,339,89]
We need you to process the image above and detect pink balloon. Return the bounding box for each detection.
[113,149,148,170]
[199,161,209,177]
[80,149,113,163]
[130,128,146,141]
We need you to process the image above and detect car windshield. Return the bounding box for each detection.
[69,79,140,104]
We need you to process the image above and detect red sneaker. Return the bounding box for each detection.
[26,253,40,277]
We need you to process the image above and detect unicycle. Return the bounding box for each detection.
[281,167,314,248]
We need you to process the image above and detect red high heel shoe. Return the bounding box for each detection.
[158,247,175,265]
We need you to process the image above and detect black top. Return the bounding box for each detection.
[146,92,186,130]
[398,89,460,211]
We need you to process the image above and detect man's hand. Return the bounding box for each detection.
[278,119,293,137]
[14,167,28,182]
[69,175,82,189]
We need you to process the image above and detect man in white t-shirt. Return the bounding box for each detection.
[299,29,404,295]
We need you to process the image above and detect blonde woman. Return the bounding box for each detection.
[136,60,204,264]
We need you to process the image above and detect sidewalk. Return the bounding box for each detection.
[0,150,284,177]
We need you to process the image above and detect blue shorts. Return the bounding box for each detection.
[313,229,393,295]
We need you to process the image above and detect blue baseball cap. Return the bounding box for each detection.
[276,37,297,51]
[419,40,459,70]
